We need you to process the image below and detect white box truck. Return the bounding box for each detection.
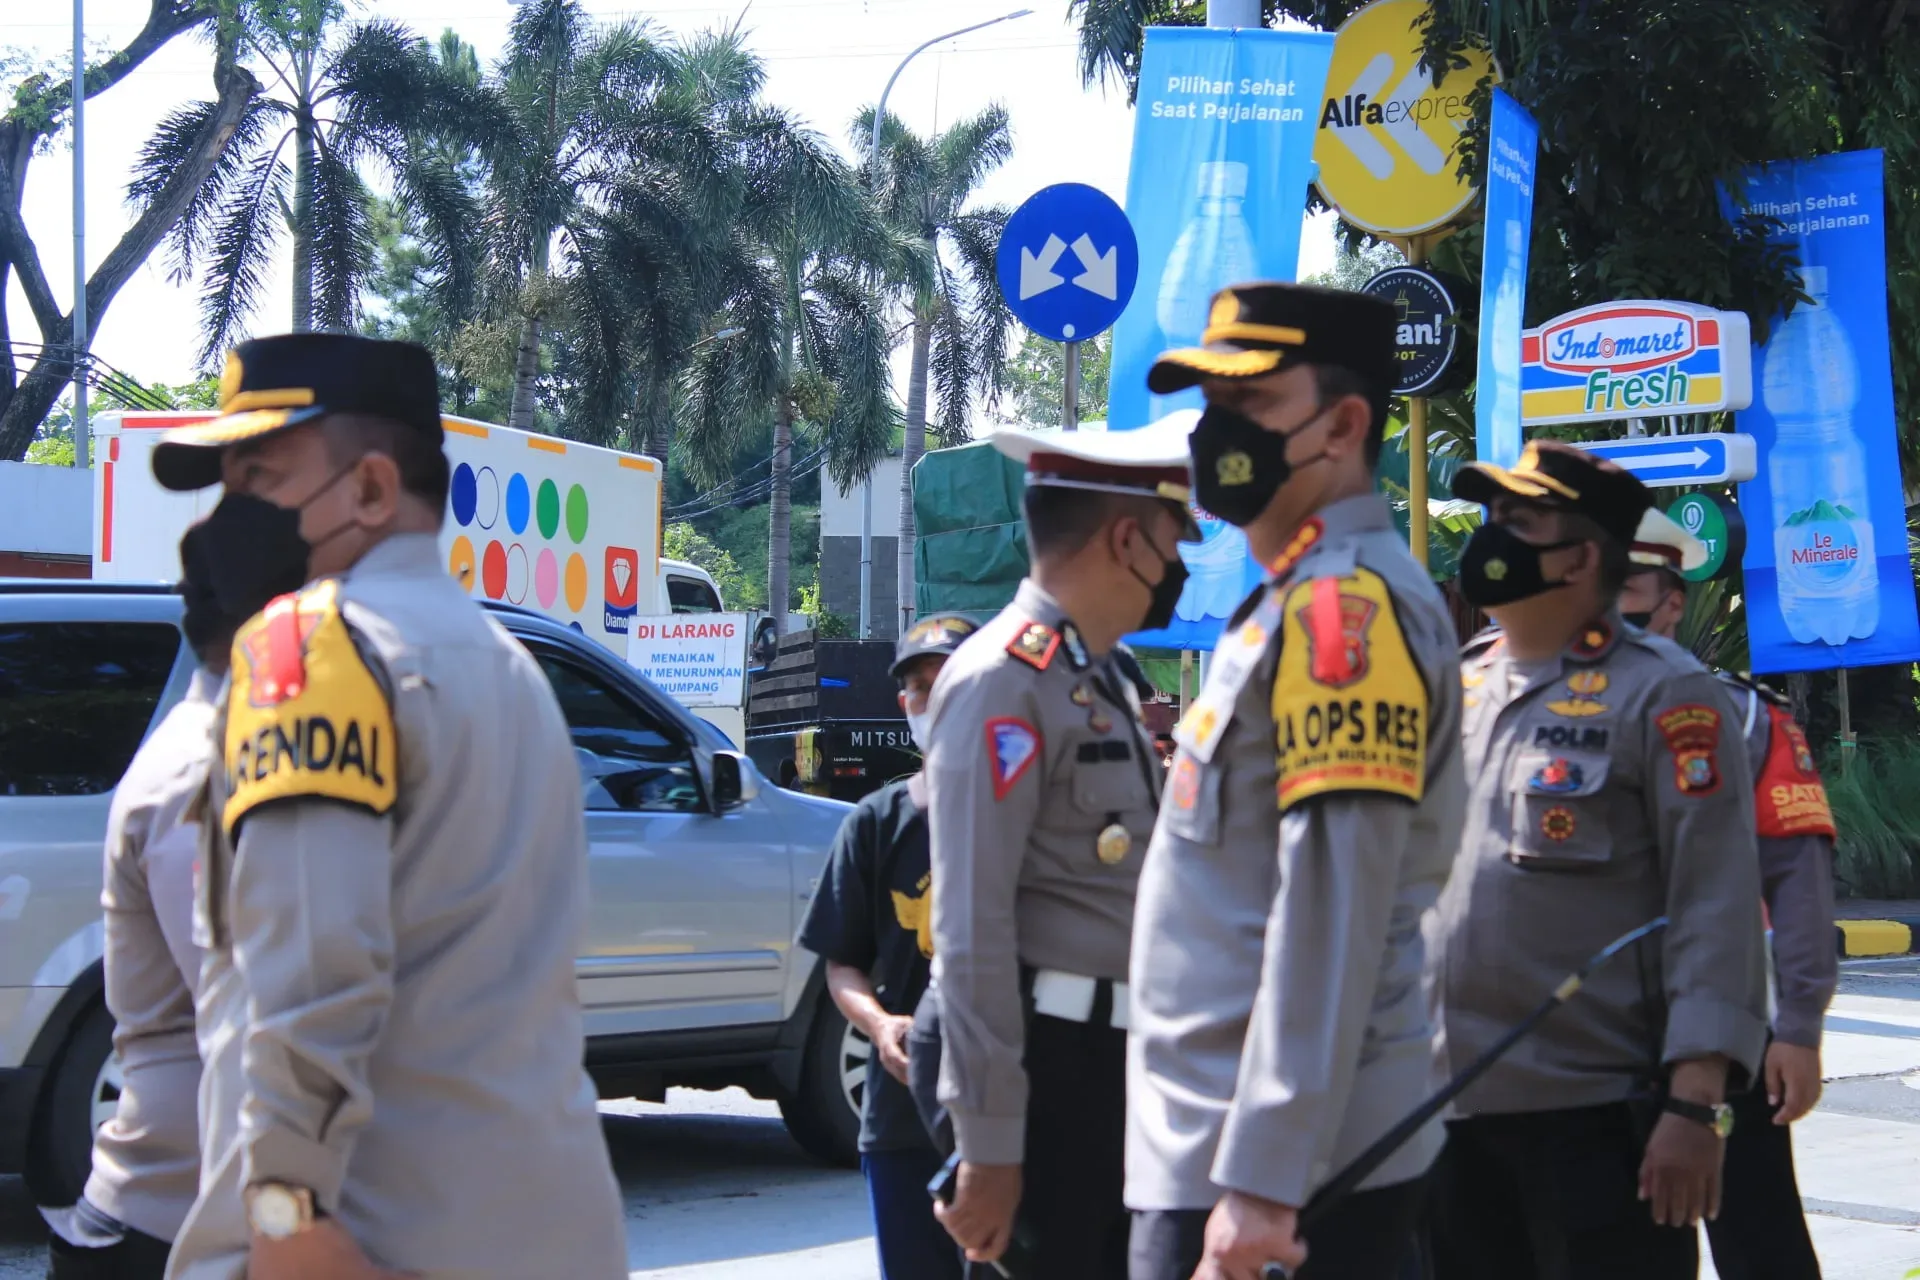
[91,411,742,741]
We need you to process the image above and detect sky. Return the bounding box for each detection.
[7,0,1338,403]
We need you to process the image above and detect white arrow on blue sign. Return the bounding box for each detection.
[1569,433,1758,488]
[995,183,1138,344]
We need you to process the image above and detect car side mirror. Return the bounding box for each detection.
[709,750,749,812]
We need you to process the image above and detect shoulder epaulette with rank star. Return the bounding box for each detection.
[1716,668,1789,707]
[1266,516,1325,581]
[1461,625,1505,661]
[1007,620,1060,671]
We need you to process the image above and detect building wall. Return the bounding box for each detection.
[0,460,91,563]
[818,457,908,640]
[820,535,899,640]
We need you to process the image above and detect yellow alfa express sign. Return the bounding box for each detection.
[1313,0,1500,237]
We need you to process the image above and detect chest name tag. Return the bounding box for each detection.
[222,582,398,836]
[1173,586,1288,764]
[1272,569,1428,810]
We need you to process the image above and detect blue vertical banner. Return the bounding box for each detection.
[1108,25,1335,650]
[1733,150,1920,674]
[1475,89,1538,469]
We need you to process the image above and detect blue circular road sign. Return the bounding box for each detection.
[995,183,1138,344]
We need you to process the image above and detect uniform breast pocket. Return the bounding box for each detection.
[1069,740,1147,815]
[1508,749,1613,870]
[1157,752,1222,846]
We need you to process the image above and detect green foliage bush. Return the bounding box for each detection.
[1823,736,1920,898]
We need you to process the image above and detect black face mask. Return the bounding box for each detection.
[1130,539,1190,632]
[177,463,363,647]
[1622,611,1655,629]
[178,494,311,656]
[1188,402,1326,527]
[1458,522,1582,608]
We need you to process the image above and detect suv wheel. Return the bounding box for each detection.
[25,1002,116,1206]
[777,995,864,1168]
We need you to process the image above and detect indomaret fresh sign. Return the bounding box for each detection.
[1519,301,1753,425]
[626,613,749,707]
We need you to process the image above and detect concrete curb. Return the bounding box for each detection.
[1835,917,1920,957]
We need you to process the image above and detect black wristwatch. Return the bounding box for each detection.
[1662,1096,1735,1139]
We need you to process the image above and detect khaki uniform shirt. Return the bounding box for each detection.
[1717,671,1837,1049]
[1431,614,1769,1116]
[83,670,218,1242]
[167,534,625,1280]
[1127,494,1466,1211]
[925,579,1161,1164]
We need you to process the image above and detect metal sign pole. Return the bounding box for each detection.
[1402,236,1429,569]
[1063,340,1080,431]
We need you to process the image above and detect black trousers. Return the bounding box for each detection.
[1129,1177,1429,1280]
[986,1012,1131,1280]
[46,1227,172,1280]
[1705,1060,1822,1280]
[1428,1103,1695,1280]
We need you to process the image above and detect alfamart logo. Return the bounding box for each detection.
[1519,300,1753,426]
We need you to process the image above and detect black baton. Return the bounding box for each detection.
[1259,916,1670,1280]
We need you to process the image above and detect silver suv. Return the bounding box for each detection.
[0,582,870,1203]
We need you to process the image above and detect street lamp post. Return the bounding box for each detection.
[859,7,1032,639]
[71,0,88,470]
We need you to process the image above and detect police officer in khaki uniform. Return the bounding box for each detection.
[1125,283,1466,1280]
[1621,513,1836,1280]
[923,421,1198,1277]
[148,334,627,1280]
[42,523,291,1280]
[1428,442,1769,1280]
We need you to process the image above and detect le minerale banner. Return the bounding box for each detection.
[1732,150,1920,673]
[1109,25,1335,651]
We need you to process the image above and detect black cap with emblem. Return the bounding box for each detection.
[1146,281,1398,413]
[1454,440,1652,548]
[152,333,444,492]
[890,612,980,679]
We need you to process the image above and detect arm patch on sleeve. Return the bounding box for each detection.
[222,582,397,836]
[1272,569,1427,810]
[1755,705,1835,837]
[1654,703,1722,797]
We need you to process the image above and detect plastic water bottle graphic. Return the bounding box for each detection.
[1765,265,1878,645]
[1151,161,1259,420]
[1483,219,1525,453]
[1176,515,1256,623]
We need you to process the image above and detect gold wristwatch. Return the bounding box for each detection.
[245,1182,318,1240]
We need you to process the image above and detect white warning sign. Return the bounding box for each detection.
[626,613,750,707]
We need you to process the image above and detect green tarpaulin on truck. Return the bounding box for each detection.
[913,440,1031,616]
[911,426,1468,619]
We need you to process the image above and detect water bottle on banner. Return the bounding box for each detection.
[1154,162,1260,624]
[1764,265,1879,645]
[1152,160,1259,422]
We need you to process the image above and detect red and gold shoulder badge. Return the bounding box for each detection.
[1568,620,1616,662]
[1266,517,1325,581]
[1296,576,1377,689]
[1755,706,1835,838]
[237,591,320,705]
[1006,621,1060,671]
[1655,703,1722,796]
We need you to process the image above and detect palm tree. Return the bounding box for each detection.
[135,0,483,367]
[681,105,924,628]
[858,105,1015,629]
[483,0,735,433]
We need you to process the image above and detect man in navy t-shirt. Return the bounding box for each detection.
[800,612,979,1280]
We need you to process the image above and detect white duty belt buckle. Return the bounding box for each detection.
[1031,969,1129,1029]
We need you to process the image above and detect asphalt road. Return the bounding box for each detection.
[3,958,1917,1280]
